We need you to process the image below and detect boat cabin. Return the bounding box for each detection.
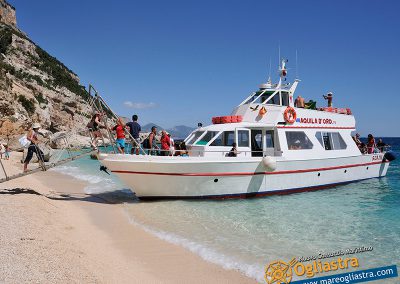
[184,59,360,159]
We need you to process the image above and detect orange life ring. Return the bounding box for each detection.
[284,107,297,124]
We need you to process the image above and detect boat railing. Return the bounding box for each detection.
[130,147,281,158]
[360,145,391,155]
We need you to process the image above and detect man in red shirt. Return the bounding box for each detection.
[113,117,126,154]
[160,130,170,156]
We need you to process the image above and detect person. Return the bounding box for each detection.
[179,141,189,157]
[323,92,333,107]
[126,114,141,155]
[4,144,10,160]
[0,143,5,159]
[294,95,305,108]
[174,143,181,156]
[289,140,302,150]
[359,142,367,154]
[367,134,376,154]
[112,117,126,154]
[377,138,387,153]
[160,130,170,156]
[168,134,175,156]
[88,113,106,150]
[352,133,362,147]
[146,126,158,155]
[23,123,45,172]
[228,143,238,157]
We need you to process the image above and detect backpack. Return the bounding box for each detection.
[142,136,150,149]
[87,120,94,129]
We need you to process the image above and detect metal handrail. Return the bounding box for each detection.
[88,85,147,155]
[140,147,278,157]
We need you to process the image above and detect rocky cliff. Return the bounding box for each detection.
[0,1,92,147]
[0,0,16,28]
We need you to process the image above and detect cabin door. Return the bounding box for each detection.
[264,130,275,156]
[236,128,251,157]
[250,129,263,157]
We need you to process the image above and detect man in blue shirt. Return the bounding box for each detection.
[126,114,141,155]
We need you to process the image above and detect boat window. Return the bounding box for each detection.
[331,132,347,150]
[210,131,235,147]
[266,130,274,148]
[286,131,313,150]
[317,132,347,150]
[237,130,250,147]
[186,131,204,145]
[315,132,324,148]
[281,92,289,106]
[266,92,280,105]
[195,131,219,145]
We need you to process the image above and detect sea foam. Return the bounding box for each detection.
[123,205,264,282]
[50,165,119,194]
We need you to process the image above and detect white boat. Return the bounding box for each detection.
[98,59,396,199]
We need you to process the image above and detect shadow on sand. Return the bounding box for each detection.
[0,188,139,205]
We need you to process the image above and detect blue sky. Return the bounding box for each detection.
[9,0,400,136]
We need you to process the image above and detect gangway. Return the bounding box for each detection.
[0,84,143,184]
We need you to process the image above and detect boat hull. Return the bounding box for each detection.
[98,153,390,199]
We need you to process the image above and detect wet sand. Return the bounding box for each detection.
[0,155,255,283]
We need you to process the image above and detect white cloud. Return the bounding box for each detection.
[123,101,157,109]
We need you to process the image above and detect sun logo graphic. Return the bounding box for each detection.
[264,258,297,284]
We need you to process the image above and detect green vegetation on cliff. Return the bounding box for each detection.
[0,27,12,53]
[18,94,35,115]
[1,24,90,101]
[34,46,90,100]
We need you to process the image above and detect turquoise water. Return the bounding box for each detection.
[52,138,400,282]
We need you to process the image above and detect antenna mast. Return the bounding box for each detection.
[268,57,272,82]
[295,49,298,79]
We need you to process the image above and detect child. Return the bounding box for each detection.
[0,144,5,159]
[4,145,10,160]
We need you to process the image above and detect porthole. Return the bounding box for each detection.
[344,170,347,173]
[318,173,321,177]
[366,167,369,170]
[214,179,219,183]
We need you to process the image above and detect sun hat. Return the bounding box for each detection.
[32,123,41,129]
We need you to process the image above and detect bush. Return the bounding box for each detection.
[18,95,35,115]
[34,93,48,105]
[65,101,77,108]
[0,29,12,54]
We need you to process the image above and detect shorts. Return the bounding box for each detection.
[116,138,125,149]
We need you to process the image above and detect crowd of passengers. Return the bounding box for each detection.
[87,113,189,156]
[86,113,390,157]
[352,133,388,154]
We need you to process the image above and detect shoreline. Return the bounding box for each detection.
[0,160,255,283]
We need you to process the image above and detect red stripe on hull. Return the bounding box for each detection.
[112,161,388,177]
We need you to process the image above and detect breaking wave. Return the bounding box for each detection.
[123,206,264,282]
[50,165,119,194]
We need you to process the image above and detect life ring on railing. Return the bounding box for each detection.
[283,106,297,124]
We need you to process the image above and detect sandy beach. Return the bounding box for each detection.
[0,152,255,283]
